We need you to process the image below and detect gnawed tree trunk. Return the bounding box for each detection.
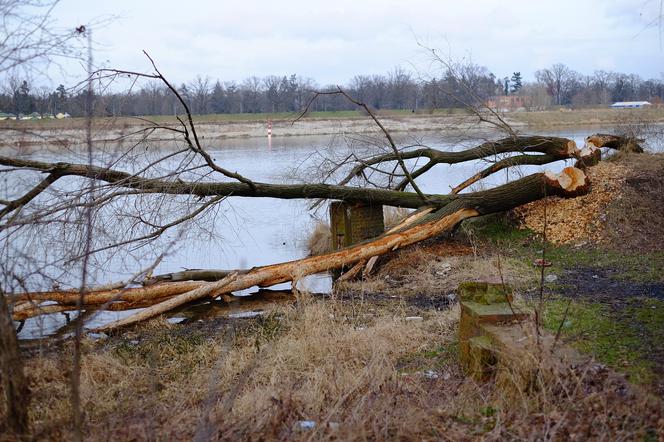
[585,134,644,153]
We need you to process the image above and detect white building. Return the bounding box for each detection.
[610,101,652,109]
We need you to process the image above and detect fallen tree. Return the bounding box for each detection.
[8,164,593,329]
[0,55,644,331]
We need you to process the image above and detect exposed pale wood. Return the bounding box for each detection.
[8,281,206,305]
[95,273,240,331]
[364,256,380,276]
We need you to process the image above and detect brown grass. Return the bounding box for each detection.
[306,220,332,256]
[3,296,662,440]
[509,107,664,127]
[337,238,535,302]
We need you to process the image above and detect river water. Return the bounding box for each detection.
[9,125,663,338]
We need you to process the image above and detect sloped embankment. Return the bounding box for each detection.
[513,152,664,250]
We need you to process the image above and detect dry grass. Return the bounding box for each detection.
[509,107,664,127]
[2,296,662,440]
[383,207,410,230]
[306,220,332,256]
[338,239,536,301]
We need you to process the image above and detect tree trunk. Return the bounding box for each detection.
[585,134,644,153]
[0,294,30,435]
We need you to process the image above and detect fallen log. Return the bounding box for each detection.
[12,298,171,321]
[586,133,644,153]
[11,282,295,321]
[450,133,637,195]
[8,281,206,306]
[90,167,590,331]
[144,269,248,285]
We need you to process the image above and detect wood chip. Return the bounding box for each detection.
[513,162,628,244]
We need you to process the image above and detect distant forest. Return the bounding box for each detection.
[2,63,663,118]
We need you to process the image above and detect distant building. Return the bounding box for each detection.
[610,101,652,109]
[486,95,529,112]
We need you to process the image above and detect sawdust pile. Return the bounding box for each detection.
[513,161,629,244]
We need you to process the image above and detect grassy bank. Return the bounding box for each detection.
[465,213,664,389]
[509,107,664,127]
[5,294,662,440]
[3,107,662,133]
[2,152,664,440]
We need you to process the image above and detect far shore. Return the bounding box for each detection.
[1,107,663,149]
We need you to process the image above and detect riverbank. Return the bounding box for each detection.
[1,107,663,149]
[5,152,664,440]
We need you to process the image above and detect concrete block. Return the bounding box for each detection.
[458,281,514,305]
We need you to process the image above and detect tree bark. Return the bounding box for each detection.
[586,133,644,153]
[0,293,30,435]
[9,280,206,306]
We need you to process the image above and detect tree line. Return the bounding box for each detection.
[2,62,663,118]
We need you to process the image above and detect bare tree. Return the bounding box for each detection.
[0,0,82,77]
[189,75,211,115]
[535,63,580,106]
[0,1,89,436]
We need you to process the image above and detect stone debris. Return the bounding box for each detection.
[296,420,316,430]
[513,161,628,244]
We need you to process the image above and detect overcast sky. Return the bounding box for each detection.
[52,0,663,86]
